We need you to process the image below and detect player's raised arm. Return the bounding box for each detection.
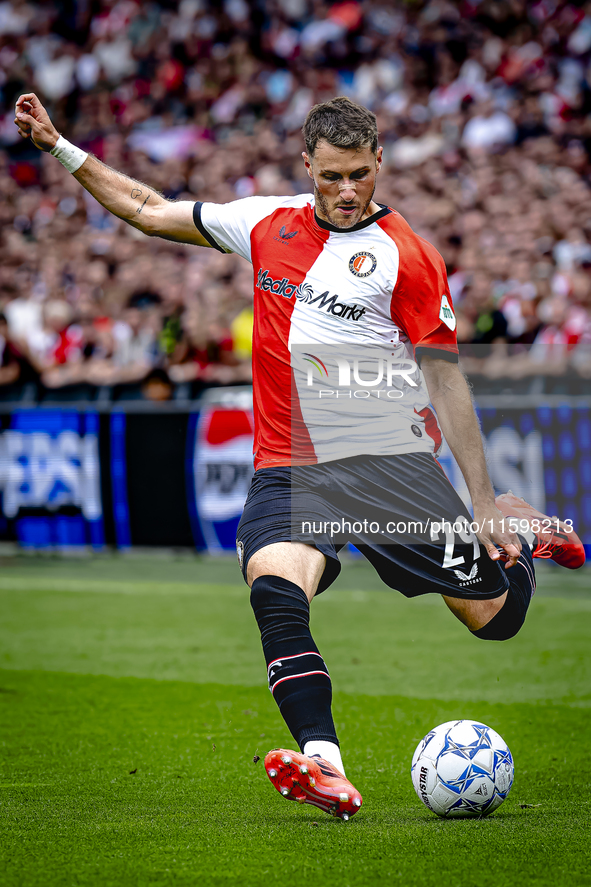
[14,93,211,248]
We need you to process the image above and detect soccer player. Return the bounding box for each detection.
[15,93,585,821]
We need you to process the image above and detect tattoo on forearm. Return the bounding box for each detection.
[131,187,142,199]
[136,194,150,214]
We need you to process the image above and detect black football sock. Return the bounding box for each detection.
[472,540,536,641]
[250,574,338,750]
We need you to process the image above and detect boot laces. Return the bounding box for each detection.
[533,540,553,559]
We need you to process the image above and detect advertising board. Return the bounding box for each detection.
[0,397,588,556]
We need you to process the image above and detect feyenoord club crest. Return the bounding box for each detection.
[349,252,377,278]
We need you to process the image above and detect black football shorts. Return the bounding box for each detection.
[236,453,509,600]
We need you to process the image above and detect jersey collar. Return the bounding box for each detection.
[313,203,391,233]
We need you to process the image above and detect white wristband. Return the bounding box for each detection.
[50,135,88,174]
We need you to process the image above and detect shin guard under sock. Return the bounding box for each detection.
[250,575,338,750]
[472,541,536,641]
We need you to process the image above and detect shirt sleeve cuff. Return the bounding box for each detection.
[414,346,459,367]
[193,202,227,253]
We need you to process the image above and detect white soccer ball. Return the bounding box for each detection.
[411,719,514,818]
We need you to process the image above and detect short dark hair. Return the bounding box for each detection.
[302,96,378,156]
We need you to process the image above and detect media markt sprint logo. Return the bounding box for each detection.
[257,268,299,298]
[256,269,368,321]
[295,286,367,322]
[295,282,315,302]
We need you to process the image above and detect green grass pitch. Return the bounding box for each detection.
[1,554,590,887]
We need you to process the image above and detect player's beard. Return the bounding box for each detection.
[314,181,376,229]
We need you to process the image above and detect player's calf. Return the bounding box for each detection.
[460,497,584,642]
[443,549,533,642]
[250,574,340,748]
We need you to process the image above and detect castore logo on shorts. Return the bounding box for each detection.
[256,269,367,322]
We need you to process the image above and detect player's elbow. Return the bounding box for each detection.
[131,212,158,237]
[119,190,165,236]
[423,361,469,402]
[136,199,174,239]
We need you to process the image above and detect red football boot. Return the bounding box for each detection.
[264,749,362,821]
[495,492,585,570]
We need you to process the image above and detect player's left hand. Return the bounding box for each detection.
[14,93,59,151]
[473,505,521,569]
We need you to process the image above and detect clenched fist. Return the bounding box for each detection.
[14,93,60,152]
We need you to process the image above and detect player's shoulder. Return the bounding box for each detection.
[198,193,313,250]
[378,207,445,269]
[215,192,312,215]
[252,193,314,225]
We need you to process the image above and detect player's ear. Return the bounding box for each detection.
[376,146,383,174]
[302,151,314,179]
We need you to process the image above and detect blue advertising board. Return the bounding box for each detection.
[0,410,104,549]
[0,399,589,555]
[438,404,591,556]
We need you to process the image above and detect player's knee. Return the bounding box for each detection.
[250,574,309,615]
[249,575,267,611]
[445,593,505,633]
[249,574,273,616]
[470,610,526,641]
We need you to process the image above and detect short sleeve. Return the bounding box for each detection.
[194,196,303,263]
[390,233,458,366]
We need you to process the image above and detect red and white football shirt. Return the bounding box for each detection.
[194,195,458,470]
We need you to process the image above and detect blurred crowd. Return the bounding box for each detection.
[1,0,591,400]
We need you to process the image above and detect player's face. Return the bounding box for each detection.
[303,141,383,229]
